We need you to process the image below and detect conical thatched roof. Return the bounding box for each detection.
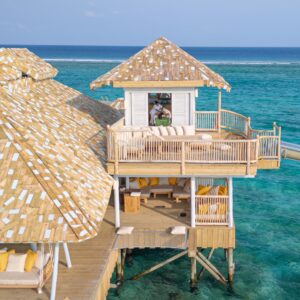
[90,37,230,91]
[0,48,121,243]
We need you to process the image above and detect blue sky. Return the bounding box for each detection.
[0,0,299,46]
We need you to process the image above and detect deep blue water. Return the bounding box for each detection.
[3,45,299,299]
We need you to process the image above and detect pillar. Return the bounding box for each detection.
[228,177,233,227]
[113,175,121,228]
[50,243,60,300]
[63,243,72,268]
[227,248,234,285]
[218,90,222,133]
[190,177,196,227]
[190,257,197,292]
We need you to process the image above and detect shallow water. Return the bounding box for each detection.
[51,60,300,300]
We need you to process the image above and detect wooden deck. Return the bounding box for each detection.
[0,220,117,300]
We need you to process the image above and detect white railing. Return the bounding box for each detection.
[107,128,258,169]
[221,109,250,136]
[107,111,281,167]
[195,195,229,225]
[195,111,218,131]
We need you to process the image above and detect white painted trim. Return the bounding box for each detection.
[63,243,72,268]
[50,243,60,300]
[125,177,130,189]
[113,175,121,228]
[190,177,196,227]
[228,177,234,227]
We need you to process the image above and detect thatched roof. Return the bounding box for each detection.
[90,37,230,91]
[0,48,122,243]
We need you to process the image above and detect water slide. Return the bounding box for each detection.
[281,141,300,161]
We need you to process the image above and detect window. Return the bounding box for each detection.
[148,93,172,126]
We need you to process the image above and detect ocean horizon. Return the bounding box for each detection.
[2,45,300,65]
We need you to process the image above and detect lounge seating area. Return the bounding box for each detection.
[128,177,191,203]
[0,247,52,293]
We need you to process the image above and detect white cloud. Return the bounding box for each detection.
[84,10,97,18]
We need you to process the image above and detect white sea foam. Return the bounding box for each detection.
[44,58,300,65]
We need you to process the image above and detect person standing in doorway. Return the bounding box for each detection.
[150,101,162,126]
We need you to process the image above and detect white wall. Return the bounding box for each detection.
[124,88,196,127]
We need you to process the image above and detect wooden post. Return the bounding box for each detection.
[113,175,120,228]
[246,117,251,138]
[131,250,188,281]
[198,248,214,279]
[114,133,119,174]
[181,141,185,175]
[228,177,233,228]
[116,249,126,285]
[50,243,59,300]
[190,177,196,228]
[227,248,234,286]
[218,90,222,133]
[63,243,72,268]
[277,126,282,168]
[190,257,197,291]
[246,140,251,175]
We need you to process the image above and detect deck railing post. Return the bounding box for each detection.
[190,177,196,228]
[246,117,251,138]
[113,175,120,228]
[181,141,185,175]
[218,91,222,133]
[277,126,282,167]
[246,140,251,174]
[228,177,233,228]
[114,132,119,174]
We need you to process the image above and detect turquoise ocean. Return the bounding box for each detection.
[4,45,300,299]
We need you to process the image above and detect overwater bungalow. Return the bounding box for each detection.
[0,38,282,299]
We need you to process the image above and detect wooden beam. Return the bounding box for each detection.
[195,251,227,286]
[113,176,120,228]
[227,248,235,285]
[228,177,233,228]
[113,80,206,88]
[190,177,196,228]
[130,250,188,281]
[198,248,214,279]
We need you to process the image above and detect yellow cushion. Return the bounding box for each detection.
[0,249,15,272]
[198,204,209,215]
[168,177,177,186]
[217,203,227,215]
[218,186,228,196]
[25,249,38,272]
[138,178,148,188]
[149,177,159,186]
[196,185,212,196]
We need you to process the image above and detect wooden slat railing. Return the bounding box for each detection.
[195,111,218,131]
[107,111,282,167]
[195,196,229,225]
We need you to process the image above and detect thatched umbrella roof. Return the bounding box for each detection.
[90,37,230,91]
[0,48,121,243]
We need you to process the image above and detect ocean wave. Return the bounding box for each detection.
[45,58,125,63]
[44,58,300,65]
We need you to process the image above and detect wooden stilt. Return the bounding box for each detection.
[195,251,227,286]
[116,249,126,285]
[198,248,214,279]
[190,257,197,292]
[131,250,188,281]
[227,248,235,286]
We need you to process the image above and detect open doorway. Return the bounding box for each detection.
[148,93,172,126]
